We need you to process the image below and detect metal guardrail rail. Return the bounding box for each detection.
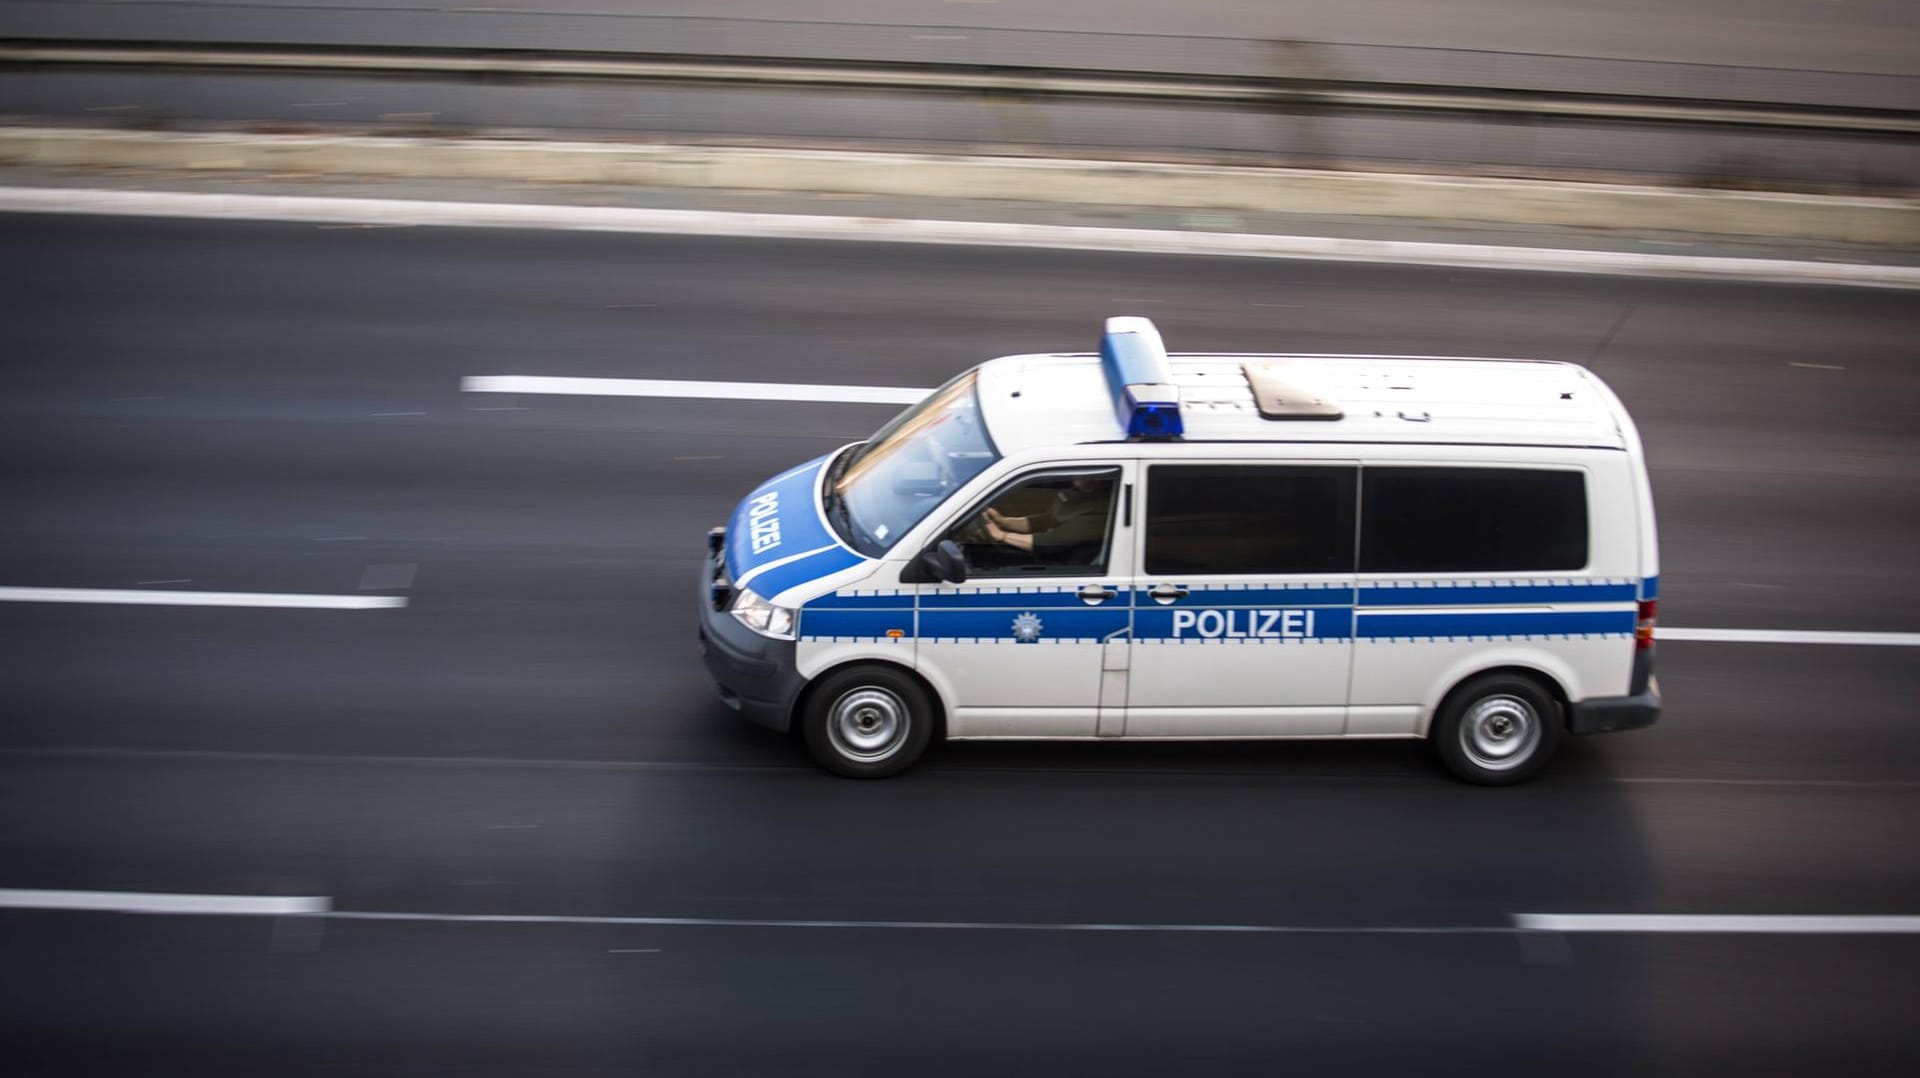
[4,39,1918,137]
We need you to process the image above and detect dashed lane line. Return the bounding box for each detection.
[0,586,406,610]
[0,889,329,915]
[461,374,927,404]
[2,890,1917,935]
[1659,627,1920,647]
[1515,914,1920,934]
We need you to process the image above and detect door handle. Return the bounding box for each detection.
[1077,584,1118,604]
[1148,583,1189,604]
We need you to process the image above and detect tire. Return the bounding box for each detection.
[800,666,935,779]
[1432,673,1562,786]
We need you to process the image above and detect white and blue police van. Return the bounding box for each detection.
[698,317,1660,784]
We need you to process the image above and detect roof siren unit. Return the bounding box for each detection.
[1100,316,1184,440]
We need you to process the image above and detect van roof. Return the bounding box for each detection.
[975,353,1629,454]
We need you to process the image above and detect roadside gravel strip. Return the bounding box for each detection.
[2,128,1915,249]
[4,185,1917,289]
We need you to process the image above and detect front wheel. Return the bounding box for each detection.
[1432,674,1561,786]
[800,666,935,778]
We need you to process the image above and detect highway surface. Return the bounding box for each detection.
[2,213,1917,1074]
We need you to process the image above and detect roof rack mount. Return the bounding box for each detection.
[1243,362,1345,421]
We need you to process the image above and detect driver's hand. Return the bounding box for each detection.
[984,507,1007,526]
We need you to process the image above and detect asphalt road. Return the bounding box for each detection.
[1,214,1917,1074]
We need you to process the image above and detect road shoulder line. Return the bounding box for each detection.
[3,185,1916,289]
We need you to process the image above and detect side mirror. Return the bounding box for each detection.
[902,539,968,584]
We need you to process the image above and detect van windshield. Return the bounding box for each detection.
[824,371,999,557]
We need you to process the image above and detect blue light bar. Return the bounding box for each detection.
[1099,316,1183,439]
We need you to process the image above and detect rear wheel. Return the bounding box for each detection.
[1432,673,1561,786]
[800,666,935,778]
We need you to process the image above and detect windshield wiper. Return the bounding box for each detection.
[821,445,866,550]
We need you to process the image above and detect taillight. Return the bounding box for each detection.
[1635,600,1658,650]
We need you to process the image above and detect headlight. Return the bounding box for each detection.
[730,588,797,640]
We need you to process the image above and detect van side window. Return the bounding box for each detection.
[1360,467,1588,572]
[949,468,1121,576]
[1145,465,1358,575]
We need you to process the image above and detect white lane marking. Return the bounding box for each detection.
[461,375,928,405]
[0,586,406,609]
[4,893,1914,936]
[1516,914,1920,934]
[6,187,1918,290]
[0,889,329,915]
[1662,628,1920,647]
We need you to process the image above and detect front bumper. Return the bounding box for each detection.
[697,545,805,733]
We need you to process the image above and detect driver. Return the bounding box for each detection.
[981,476,1113,559]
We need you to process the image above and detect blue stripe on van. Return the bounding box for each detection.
[1358,582,1637,607]
[803,591,914,610]
[793,579,1646,640]
[747,546,866,602]
[919,607,1129,642]
[1642,576,1660,600]
[1356,609,1635,639]
[800,609,914,639]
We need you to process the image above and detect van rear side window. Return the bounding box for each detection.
[1145,465,1357,575]
[1360,467,1588,573]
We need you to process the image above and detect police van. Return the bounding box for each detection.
[697,317,1660,785]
